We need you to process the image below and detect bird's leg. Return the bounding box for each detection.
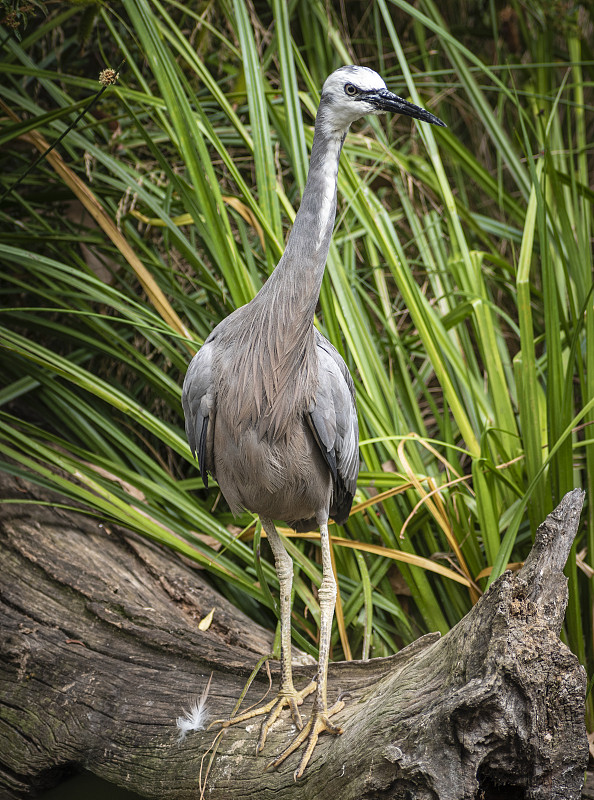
[210,518,315,752]
[267,518,345,779]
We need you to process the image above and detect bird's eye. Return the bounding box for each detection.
[344,83,358,97]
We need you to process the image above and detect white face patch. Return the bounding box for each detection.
[319,66,389,132]
[321,66,387,97]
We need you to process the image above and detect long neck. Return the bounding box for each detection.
[228,103,348,440]
[255,100,347,321]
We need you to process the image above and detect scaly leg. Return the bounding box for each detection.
[267,518,345,779]
[210,517,315,753]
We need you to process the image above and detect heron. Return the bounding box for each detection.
[182,65,445,779]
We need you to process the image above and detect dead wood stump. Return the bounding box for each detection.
[0,473,588,799]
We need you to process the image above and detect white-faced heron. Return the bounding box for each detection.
[182,65,445,778]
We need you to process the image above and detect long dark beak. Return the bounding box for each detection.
[366,89,446,127]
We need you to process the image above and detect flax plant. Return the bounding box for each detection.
[0,0,592,716]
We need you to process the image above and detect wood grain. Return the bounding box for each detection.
[0,473,587,799]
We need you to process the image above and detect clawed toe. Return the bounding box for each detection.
[266,697,346,779]
[209,680,317,753]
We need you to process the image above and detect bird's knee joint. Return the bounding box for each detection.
[271,547,292,573]
[318,576,336,605]
[275,558,293,582]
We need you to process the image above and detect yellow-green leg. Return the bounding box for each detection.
[266,518,345,779]
[210,517,315,753]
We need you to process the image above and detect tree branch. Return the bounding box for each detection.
[0,473,587,799]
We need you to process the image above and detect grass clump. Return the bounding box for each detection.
[0,0,592,715]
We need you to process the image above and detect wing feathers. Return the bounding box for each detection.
[197,416,209,488]
[182,340,215,487]
[309,332,359,523]
[182,328,359,524]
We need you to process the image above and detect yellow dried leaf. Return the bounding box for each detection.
[198,607,215,631]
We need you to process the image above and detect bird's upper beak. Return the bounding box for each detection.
[365,89,446,127]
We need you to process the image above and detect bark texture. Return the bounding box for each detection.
[0,473,588,799]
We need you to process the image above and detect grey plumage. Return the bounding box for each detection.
[182,65,445,778]
[183,317,357,529]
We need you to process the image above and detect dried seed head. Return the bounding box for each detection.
[99,68,119,86]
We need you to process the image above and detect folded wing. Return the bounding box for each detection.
[182,340,215,487]
[308,330,359,524]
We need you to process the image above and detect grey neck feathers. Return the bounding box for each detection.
[224,99,349,440]
[255,98,347,322]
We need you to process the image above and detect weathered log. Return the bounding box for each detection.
[0,472,588,799]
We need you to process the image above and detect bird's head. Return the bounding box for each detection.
[319,65,446,133]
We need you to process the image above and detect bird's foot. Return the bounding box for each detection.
[209,680,317,753]
[265,696,346,780]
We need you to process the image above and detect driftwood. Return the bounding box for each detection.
[0,472,588,799]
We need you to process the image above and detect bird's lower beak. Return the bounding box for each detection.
[367,89,446,127]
